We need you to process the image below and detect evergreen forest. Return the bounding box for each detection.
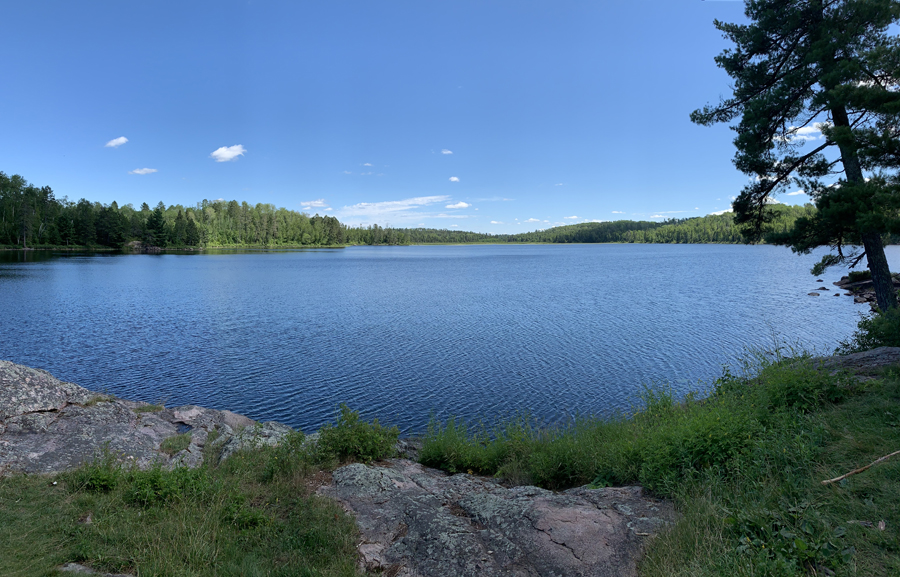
[0,170,867,249]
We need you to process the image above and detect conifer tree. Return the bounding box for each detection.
[692,0,900,310]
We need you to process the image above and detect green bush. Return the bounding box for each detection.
[837,307,900,354]
[65,449,124,493]
[317,404,399,462]
[848,269,872,282]
[124,465,216,508]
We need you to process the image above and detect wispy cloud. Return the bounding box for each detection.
[128,168,157,175]
[525,218,540,223]
[785,189,807,196]
[210,145,246,162]
[555,183,563,186]
[564,216,578,219]
[449,176,460,182]
[611,211,625,214]
[337,195,458,224]
[446,201,470,209]
[490,220,503,224]
[301,199,328,208]
[363,163,373,166]
[441,149,453,155]
[343,170,353,174]
[709,209,733,216]
[105,136,128,148]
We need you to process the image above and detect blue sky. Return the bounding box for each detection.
[1,0,811,233]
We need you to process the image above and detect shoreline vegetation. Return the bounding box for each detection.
[9,169,896,252]
[2,344,899,575]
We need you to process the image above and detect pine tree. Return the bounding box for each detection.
[692,0,900,310]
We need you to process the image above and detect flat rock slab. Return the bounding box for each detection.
[318,459,676,577]
[815,347,900,375]
[0,360,290,475]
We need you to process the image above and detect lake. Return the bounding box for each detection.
[0,244,893,434]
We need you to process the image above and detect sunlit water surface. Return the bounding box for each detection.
[2,244,895,433]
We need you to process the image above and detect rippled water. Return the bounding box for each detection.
[1,244,894,433]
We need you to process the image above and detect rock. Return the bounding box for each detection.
[834,293,840,296]
[808,292,820,296]
[816,279,824,283]
[855,296,868,303]
[815,347,900,375]
[318,459,676,577]
[218,420,296,463]
[817,287,829,291]
[58,562,135,576]
[0,360,288,474]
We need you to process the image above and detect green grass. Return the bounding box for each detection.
[0,406,398,576]
[134,404,164,413]
[159,433,192,456]
[420,356,900,575]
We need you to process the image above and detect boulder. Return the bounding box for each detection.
[318,459,676,577]
[815,347,900,375]
[808,292,820,296]
[0,360,289,474]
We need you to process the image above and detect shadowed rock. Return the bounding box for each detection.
[0,360,290,474]
[815,347,900,375]
[318,459,676,577]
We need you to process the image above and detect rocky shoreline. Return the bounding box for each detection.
[0,360,680,576]
[806,273,900,309]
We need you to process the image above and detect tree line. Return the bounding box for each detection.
[0,171,346,248]
[384,204,820,245]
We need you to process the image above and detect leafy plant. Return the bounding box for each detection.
[837,307,900,354]
[317,404,399,462]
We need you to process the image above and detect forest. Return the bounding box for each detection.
[0,170,833,249]
[394,204,817,245]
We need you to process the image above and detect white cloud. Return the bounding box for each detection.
[694,207,699,210]
[555,183,563,186]
[709,209,733,216]
[588,219,606,223]
[363,163,373,166]
[301,199,328,208]
[441,149,453,155]
[564,216,579,219]
[446,201,470,209]
[210,145,246,162]
[490,220,503,224]
[105,136,128,148]
[449,176,460,182]
[611,211,625,214]
[785,189,807,196]
[337,195,476,225]
[128,168,157,175]
[525,218,540,223]
[343,170,353,174]
[450,224,459,228]
[651,215,665,218]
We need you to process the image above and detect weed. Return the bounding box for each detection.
[317,404,399,463]
[159,433,191,455]
[134,404,164,413]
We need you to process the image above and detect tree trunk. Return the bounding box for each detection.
[832,105,897,310]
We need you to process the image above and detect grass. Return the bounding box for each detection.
[420,354,900,576]
[2,355,897,575]
[0,406,399,577]
[159,433,192,456]
[134,404,164,413]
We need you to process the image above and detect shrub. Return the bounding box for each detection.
[847,269,872,283]
[317,404,399,462]
[837,307,900,354]
[65,449,125,493]
[123,465,216,508]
